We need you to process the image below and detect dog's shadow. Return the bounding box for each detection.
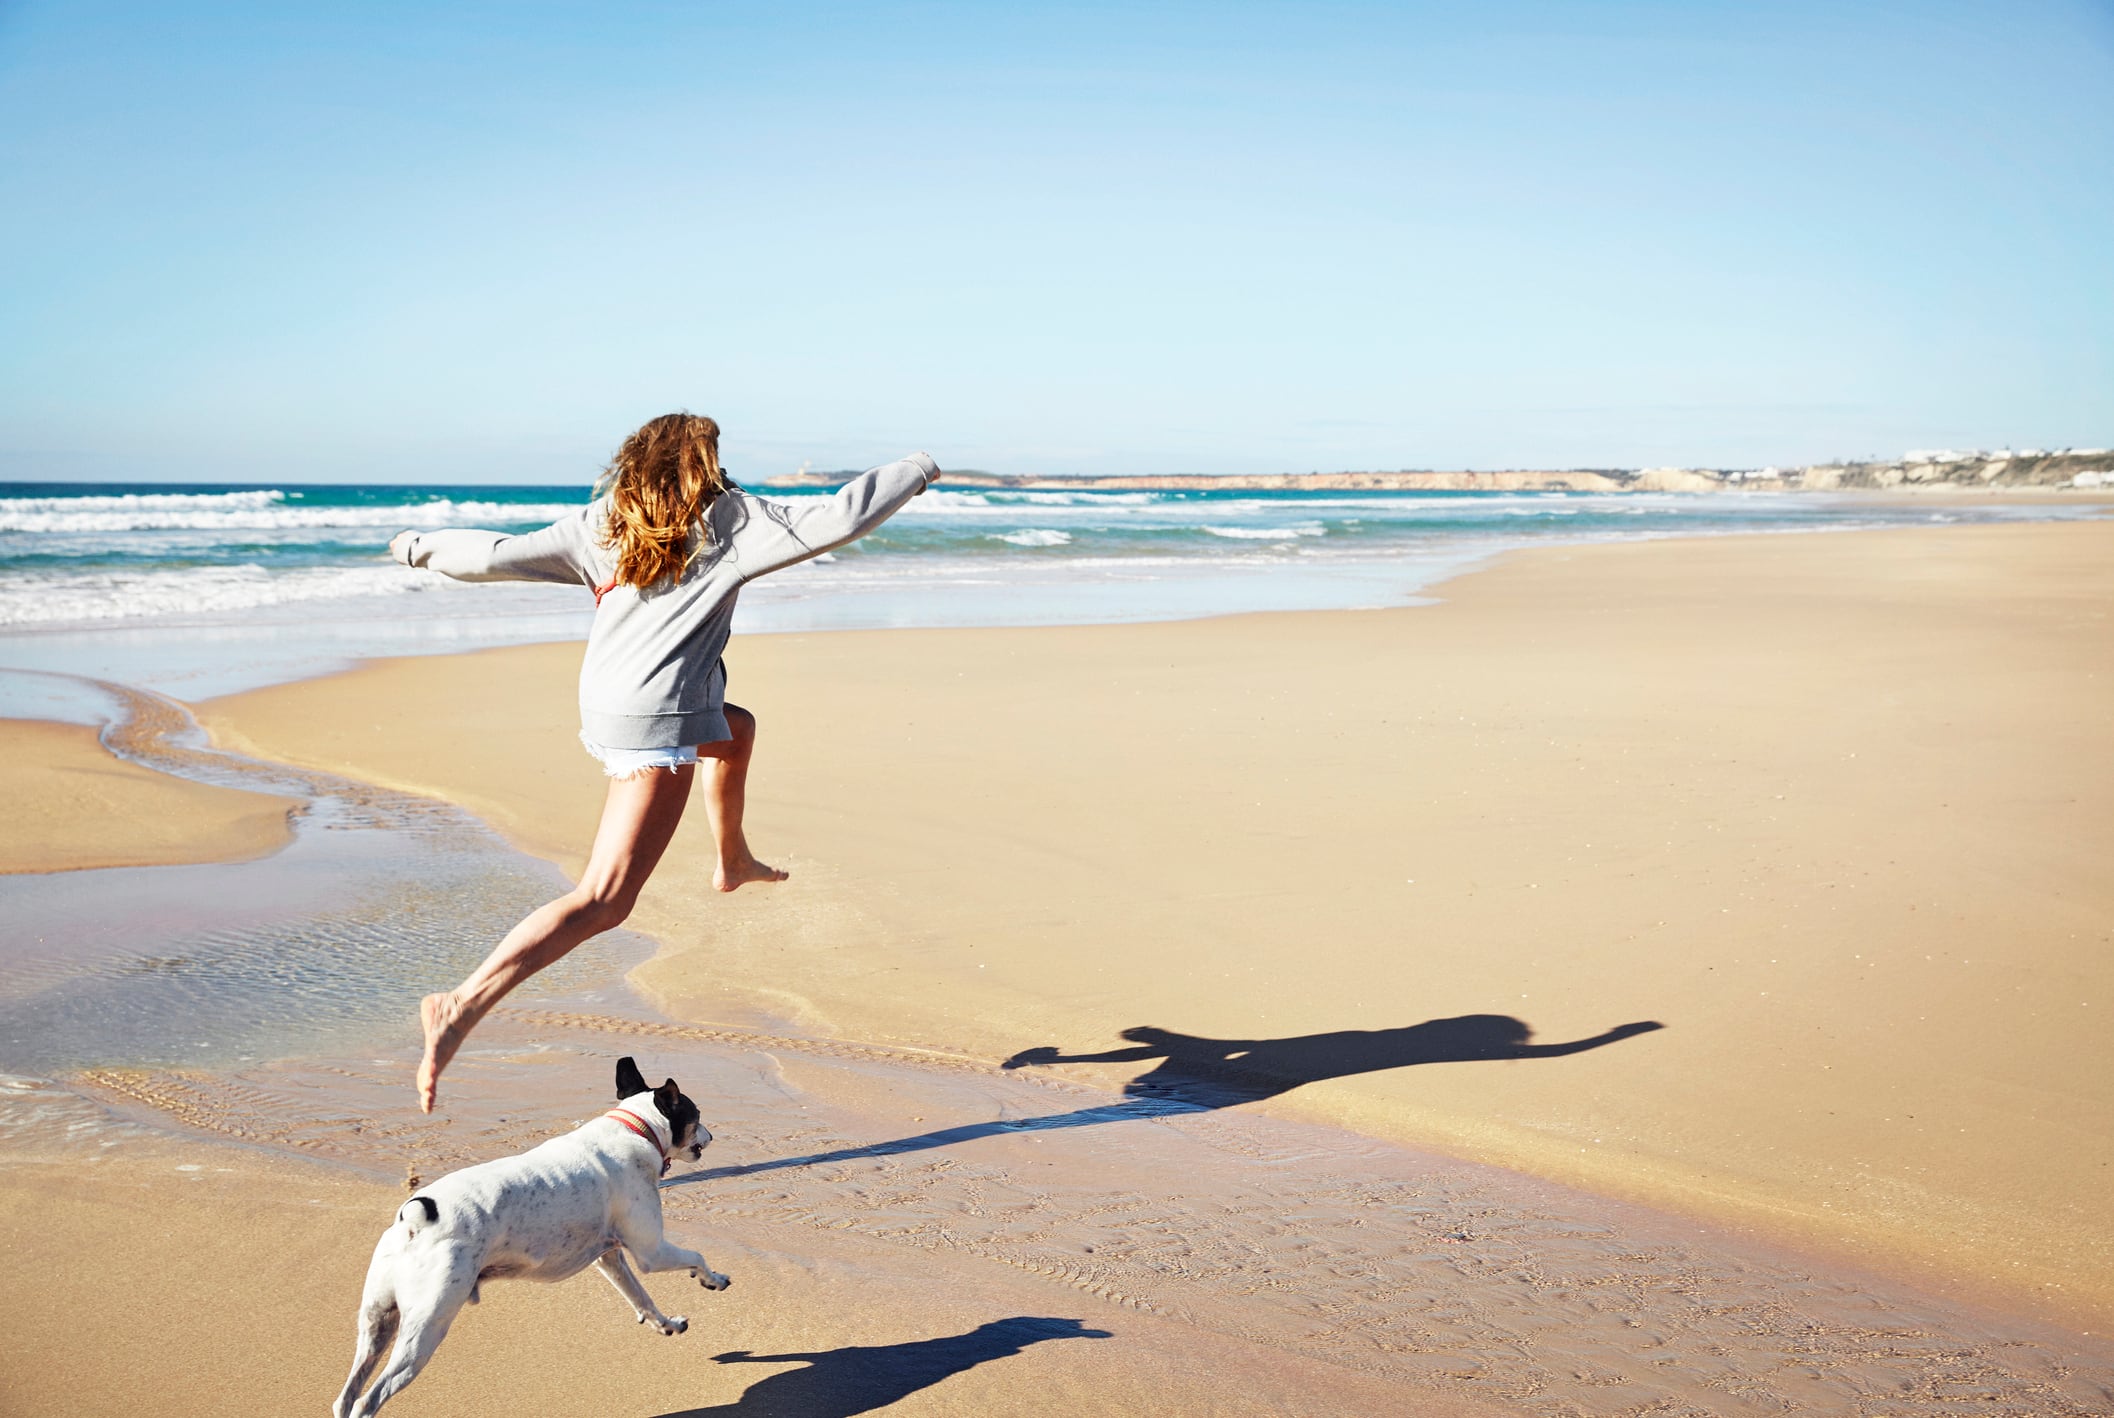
[649,1316,1111,1417]
[667,1014,1663,1187]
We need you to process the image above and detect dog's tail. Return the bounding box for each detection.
[396,1194,439,1233]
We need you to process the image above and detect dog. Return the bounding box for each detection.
[333,1057,732,1417]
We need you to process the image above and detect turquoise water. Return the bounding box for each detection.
[0,478,2101,699]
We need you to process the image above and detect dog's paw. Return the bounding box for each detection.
[639,1312,688,1336]
[693,1267,732,1292]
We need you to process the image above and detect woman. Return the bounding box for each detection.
[389,412,939,1111]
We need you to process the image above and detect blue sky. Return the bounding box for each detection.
[2,1,2109,483]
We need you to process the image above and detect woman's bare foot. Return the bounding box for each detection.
[417,991,470,1113]
[714,853,789,893]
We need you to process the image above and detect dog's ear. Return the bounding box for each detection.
[615,1056,648,1100]
[654,1077,681,1120]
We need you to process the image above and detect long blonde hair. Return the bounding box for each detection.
[598,412,732,588]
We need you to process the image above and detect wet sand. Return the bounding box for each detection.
[18,1015,2110,1417]
[0,1086,1462,1418]
[194,520,2114,1333]
[0,717,295,873]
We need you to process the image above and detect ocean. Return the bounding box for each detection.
[0,477,2100,705]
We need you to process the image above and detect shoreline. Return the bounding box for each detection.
[183,519,2114,1335]
[3,486,2105,711]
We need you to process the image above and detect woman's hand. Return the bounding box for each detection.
[389,530,419,563]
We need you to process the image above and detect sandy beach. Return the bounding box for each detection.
[0,717,294,873]
[189,521,2114,1327]
[0,1126,1467,1418]
[4,519,2111,1416]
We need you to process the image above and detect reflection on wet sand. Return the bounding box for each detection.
[0,674,651,1077]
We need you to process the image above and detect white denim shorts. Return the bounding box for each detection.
[579,732,698,778]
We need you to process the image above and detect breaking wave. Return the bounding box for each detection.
[0,490,582,535]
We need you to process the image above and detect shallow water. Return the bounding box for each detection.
[0,672,650,1075]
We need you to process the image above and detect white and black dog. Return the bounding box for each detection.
[333,1057,732,1417]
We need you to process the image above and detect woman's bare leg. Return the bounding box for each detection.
[416,765,696,1112]
[699,703,788,893]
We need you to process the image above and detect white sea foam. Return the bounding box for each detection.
[1201,522,1327,540]
[892,490,1178,520]
[0,489,288,515]
[986,490,1158,506]
[0,494,583,534]
[755,487,1161,513]
[0,564,449,626]
[888,490,995,512]
[771,488,1120,520]
[988,529,1073,547]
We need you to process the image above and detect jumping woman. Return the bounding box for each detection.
[389,413,939,1111]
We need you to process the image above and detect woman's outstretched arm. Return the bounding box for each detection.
[729,452,940,582]
[389,504,602,587]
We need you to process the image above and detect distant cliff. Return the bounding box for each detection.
[1771,448,2113,491]
[774,448,2113,493]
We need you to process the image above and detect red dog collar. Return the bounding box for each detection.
[604,1107,670,1176]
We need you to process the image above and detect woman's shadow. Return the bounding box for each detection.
[652,1316,1111,1417]
[666,1014,1660,1189]
[1005,1016,1666,1108]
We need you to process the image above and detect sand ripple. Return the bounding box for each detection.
[65,1010,2114,1417]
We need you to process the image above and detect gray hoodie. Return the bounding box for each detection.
[394,453,938,748]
